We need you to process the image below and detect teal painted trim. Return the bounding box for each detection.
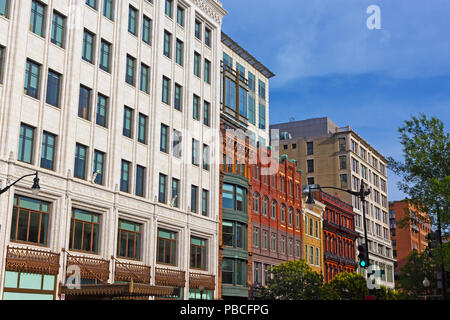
[223,173,248,188]
[221,285,249,298]
[222,247,249,260]
[223,209,248,224]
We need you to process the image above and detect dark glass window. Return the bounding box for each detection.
[10,195,50,246]
[157,229,177,266]
[46,69,61,107]
[69,208,100,254]
[96,93,108,127]
[40,131,56,170]
[117,219,142,260]
[24,60,41,99]
[135,165,145,197]
[18,124,34,164]
[51,11,65,47]
[74,143,87,179]
[93,150,105,185]
[30,1,46,37]
[120,160,131,193]
[78,85,92,120]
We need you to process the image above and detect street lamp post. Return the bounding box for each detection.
[305,179,371,273]
[0,172,41,196]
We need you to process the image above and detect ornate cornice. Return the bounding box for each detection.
[192,0,227,25]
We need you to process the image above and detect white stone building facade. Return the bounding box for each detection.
[0,0,226,300]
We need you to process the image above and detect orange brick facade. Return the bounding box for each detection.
[389,200,431,280]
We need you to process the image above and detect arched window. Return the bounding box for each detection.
[262,197,268,216]
[253,193,260,213]
[288,208,293,226]
[280,205,286,223]
[271,200,277,220]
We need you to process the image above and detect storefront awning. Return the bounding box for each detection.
[60,282,179,299]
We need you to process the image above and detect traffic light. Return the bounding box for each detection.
[427,231,439,249]
[358,243,369,268]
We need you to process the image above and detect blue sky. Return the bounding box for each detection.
[221,0,450,201]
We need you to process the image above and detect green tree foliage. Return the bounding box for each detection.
[388,113,450,231]
[259,260,324,300]
[323,272,368,300]
[397,249,437,299]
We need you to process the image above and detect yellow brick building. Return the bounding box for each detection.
[302,196,325,275]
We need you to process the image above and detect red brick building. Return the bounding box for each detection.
[250,153,303,294]
[313,191,358,282]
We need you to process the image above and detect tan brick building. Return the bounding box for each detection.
[271,117,396,288]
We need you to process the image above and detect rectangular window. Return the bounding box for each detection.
[140,63,150,93]
[224,77,236,110]
[194,52,201,77]
[0,0,9,18]
[160,123,169,153]
[194,20,201,40]
[117,220,142,260]
[0,46,4,84]
[171,178,180,208]
[40,131,56,170]
[175,39,184,66]
[172,129,182,158]
[202,144,209,171]
[307,142,314,155]
[339,155,347,170]
[74,143,87,180]
[24,59,41,99]
[142,15,152,45]
[191,185,198,213]
[51,11,65,48]
[247,72,256,125]
[138,113,148,144]
[18,124,34,164]
[176,6,184,26]
[128,6,138,35]
[10,195,50,246]
[203,101,210,127]
[82,29,95,63]
[96,93,108,128]
[86,0,97,10]
[103,0,114,20]
[120,160,131,193]
[125,55,136,86]
[157,228,177,265]
[307,159,314,173]
[158,174,167,204]
[204,59,211,84]
[193,94,200,120]
[338,137,346,151]
[135,165,145,197]
[69,208,100,254]
[99,39,111,72]
[163,30,172,58]
[239,86,247,117]
[45,69,61,107]
[192,139,199,166]
[93,150,105,185]
[258,80,266,130]
[30,1,46,37]
[165,0,173,18]
[162,76,171,105]
[340,174,348,189]
[190,237,207,270]
[174,83,183,111]
[202,189,209,217]
[123,106,133,138]
[205,27,211,47]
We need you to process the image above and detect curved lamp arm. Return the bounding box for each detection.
[0,172,40,195]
